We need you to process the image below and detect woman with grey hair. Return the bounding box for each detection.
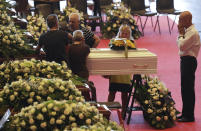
[68,30,97,101]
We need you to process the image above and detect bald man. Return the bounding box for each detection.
[177,11,201,122]
[69,13,100,48]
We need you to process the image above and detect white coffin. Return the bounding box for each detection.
[87,48,157,75]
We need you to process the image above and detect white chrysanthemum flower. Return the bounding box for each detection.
[10,95,15,101]
[156,116,161,121]
[71,122,77,127]
[60,86,65,91]
[36,113,44,120]
[20,120,26,127]
[40,122,47,128]
[51,111,56,116]
[79,113,84,119]
[69,116,76,122]
[42,107,47,113]
[48,87,54,93]
[147,108,153,113]
[69,95,73,100]
[173,116,176,120]
[27,98,33,104]
[107,27,111,31]
[60,115,66,120]
[53,128,59,131]
[29,118,34,124]
[36,96,41,101]
[0,98,3,102]
[56,119,63,124]
[38,86,43,91]
[144,100,149,104]
[156,101,161,105]
[50,118,55,125]
[30,92,35,97]
[30,125,37,131]
[26,85,31,91]
[45,96,51,101]
[170,111,175,116]
[113,23,117,28]
[86,119,91,125]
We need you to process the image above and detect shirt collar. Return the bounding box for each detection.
[186,24,194,32]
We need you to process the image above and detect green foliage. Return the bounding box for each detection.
[135,75,179,129]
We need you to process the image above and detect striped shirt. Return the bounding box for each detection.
[80,26,95,48]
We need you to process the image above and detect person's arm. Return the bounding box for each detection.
[67,33,73,40]
[35,44,42,55]
[177,31,198,51]
[92,34,100,48]
[35,34,44,55]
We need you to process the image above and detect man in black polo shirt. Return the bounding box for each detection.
[69,13,100,48]
[35,14,70,64]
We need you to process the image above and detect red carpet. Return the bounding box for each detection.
[89,16,201,131]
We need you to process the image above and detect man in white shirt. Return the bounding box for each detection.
[177,11,201,122]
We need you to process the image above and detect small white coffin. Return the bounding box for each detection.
[87,48,157,75]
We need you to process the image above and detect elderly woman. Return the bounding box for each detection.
[68,30,90,79]
[107,25,134,115]
[177,11,200,122]
[68,30,97,101]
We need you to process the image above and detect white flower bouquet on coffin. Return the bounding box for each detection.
[135,75,179,129]
[26,15,47,45]
[0,77,84,113]
[0,10,12,25]
[0,0,13,11]
[0,23,35,60]
[0,59,72,89]
[3,100,124,131]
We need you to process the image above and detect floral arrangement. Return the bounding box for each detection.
[135,75,178,129]
[0,59,72,89]
[109,38,136,49]
[62,7,85,24]
[0,0,13,11]
[0,10,12,25]
[0,24,24,46]
[70,74,86,86]
[0,23,35,60]
[26,15,47,45]
[3,100,124,131]
[57,7,89,31]
[72,121,123,131]
[0,4,35,60]
[101,2,141,39]
[0,77,84,113]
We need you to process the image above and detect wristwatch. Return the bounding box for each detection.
[178,35,184,39]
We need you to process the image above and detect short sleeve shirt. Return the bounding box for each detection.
[80,26,95,48]
[68,43,90,79]
[39,30,69,64]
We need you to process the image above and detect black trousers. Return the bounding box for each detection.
[180,56,197,119]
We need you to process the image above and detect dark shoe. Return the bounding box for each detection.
[177,115,182,119]
[177,117,195,122]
